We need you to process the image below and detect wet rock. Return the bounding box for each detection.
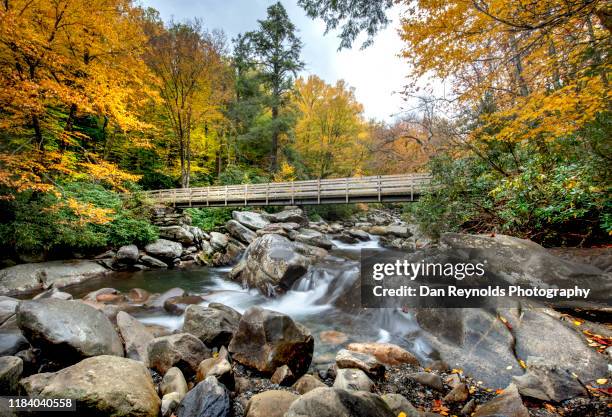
[473,384,529,417]
[336,349,385,379]
[0,260,109,296]
[0,329,29,356]
[0,296,18,325]
[333,368,374,391]
[415,308,521,388]
[164,295,204,315]
[271,364,295,386]
[285,387,395,417]
[226,219,257,244]
[335,233,358,244]
[196,346,234,390]
[267,207,309,226]
[210,232,229,251]
[161,366,188,397]
[211,240,245,266]
[20,355,160,417]
[509,309,608,383]
[347,229,370,241]
[176,376,231,417]
[0,356,22,394]
[183,303,241,348]
[292,374,326,394]
[228,306,314,376]
[116,311,153,362]
[147,333,210,376]
[32,287,73,300]
[233,211,270,230]
[230,234,313,296]
[245,390,299,417]
[16,299,123,363]
[409,372,444,391]
[319,330,348,345]
[346,342,419,366]
[158,225,196,245]
[443,383,469,403]
[512,356,587,402]
[461,399,477,415]
[145,287,186,308]
[291,228,334,250]
[127,288,150,303]
[144,239,183,260]
[369,225,411,238]
[139,254,168,268]
[115,244,139,264]
[380,393,420,417]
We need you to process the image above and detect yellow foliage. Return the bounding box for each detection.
[293,75,369,178]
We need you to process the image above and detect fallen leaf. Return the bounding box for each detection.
[596,378,608,385]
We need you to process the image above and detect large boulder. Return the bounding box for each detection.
[380,394,420,417]
[228,306,314,376]
[209,232,229,251]
[245,390,299,417]
[440,233,611,292]
[232,211,270,230]
[0,260,109,296]
[115,244,139,264]
[147,333,210,376]
[285,387,395,417]
[292,374,326,394]
[291,229,333,250]
[176,376,231,417]
[0,356,22,395]
[144,239,183,261]
[267,207,308,226]
[116,311,153,362]
[415,308,522,388]
[225,220,257,244]
[507,309,609,383]
[20,355,160,417]
[230,234,321,296]
[160,367,188,397]
[183,303,241,348]
[16,299,123,363]
[0,296,18,325]
[196,346,234,389]
[158,225,196,245]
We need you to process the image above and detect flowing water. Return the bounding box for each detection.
[66,236,432,363]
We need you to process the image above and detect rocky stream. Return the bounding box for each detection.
[0,206,610,416]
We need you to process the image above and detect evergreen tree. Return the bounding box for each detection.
[241,2,304,171]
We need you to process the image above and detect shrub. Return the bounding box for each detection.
[185,207,235,231]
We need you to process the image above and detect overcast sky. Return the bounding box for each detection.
[139,0,413,122]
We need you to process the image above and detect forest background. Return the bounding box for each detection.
[0,0,609,262]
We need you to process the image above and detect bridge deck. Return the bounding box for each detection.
[145,174,432,208]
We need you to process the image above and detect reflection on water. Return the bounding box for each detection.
[64,234,429,362]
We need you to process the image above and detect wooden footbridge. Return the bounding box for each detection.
[146,173,432,208]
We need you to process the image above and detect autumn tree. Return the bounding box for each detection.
[145,18,231,188]
[0,0,151,198]
[240,2,304,172]
[293,76,368,178]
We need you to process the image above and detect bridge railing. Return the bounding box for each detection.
[144,173,432,207]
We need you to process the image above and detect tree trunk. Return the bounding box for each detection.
[32,115,44,154]
[270,105,279,172]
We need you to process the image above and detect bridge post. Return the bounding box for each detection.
[225,185,228,206]
[173,189,176,207]
[377,175,381,202]
[291,181,294,205]
[317,178,320,204]
[189,188,192,207]
[244,184,248,206]
[266,183,269,205]
[345,177,349,203]
[411,180,414,201]
[206,186,209,206]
